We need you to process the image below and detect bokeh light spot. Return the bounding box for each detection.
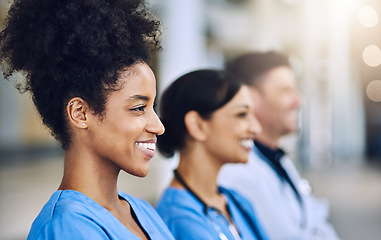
[362,45,381,67]
[366,80,381,102]
[358,6,379,28]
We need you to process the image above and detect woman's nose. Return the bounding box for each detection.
[249,115,262,136]
[147,110,165,135]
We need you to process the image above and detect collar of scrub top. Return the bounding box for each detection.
[173,169,266,240]
[173,169,242,239]
[254,140,303,205]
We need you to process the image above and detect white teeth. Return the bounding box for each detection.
[135,142,156,150]
[240,139,254,148]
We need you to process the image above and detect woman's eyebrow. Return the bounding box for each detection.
[236,104,250,109]
[128,95,150,101]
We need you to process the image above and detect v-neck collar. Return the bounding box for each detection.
[57,190,151,239]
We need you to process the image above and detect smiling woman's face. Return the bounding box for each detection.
[202,86,261,165]
[86,63,165,177]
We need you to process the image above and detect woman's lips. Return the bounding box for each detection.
[135,141,156,158]
[239,139,254,152]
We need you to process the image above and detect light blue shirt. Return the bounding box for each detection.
[156,186,268,240]
[218,146,340,240]
[27,190,175,240]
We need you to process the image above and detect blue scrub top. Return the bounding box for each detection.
[156,186,268,240]
[27,190,175,240]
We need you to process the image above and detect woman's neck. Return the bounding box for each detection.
[59,146,120,209]
[174,146,226,209]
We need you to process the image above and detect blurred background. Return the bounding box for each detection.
[1,0,381,239]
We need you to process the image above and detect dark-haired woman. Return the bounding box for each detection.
[155,70,269,240]
[0,0,174,239]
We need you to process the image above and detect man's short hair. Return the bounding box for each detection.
[226,51,290,87]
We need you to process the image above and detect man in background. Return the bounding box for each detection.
[218,51,340,240]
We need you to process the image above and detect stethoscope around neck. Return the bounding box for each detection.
[173,169,264,240]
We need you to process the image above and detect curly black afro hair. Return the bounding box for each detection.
[0,0,161,149]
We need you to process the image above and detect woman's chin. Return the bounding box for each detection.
[239,157,249,164]
[227,156,248,165]
[126,166,150,178]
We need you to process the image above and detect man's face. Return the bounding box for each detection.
[252,66,301,139]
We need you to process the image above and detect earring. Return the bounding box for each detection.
[81,123,86,127]
[67,102,74,106]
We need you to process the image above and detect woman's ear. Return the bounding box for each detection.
[66,97,89,129]
[184,111,208,141]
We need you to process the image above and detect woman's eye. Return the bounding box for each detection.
[131,105,146,113]
[237,112,247,118]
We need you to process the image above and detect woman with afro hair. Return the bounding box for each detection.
[0,0,174,239]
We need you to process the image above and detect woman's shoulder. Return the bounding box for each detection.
[155,188,213,239]
[219,186,243,198]
[155,187,204,219]
[34,190,101,220]
[156,187,201,208]
[219,186,254,209]
[27,190,111,239]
